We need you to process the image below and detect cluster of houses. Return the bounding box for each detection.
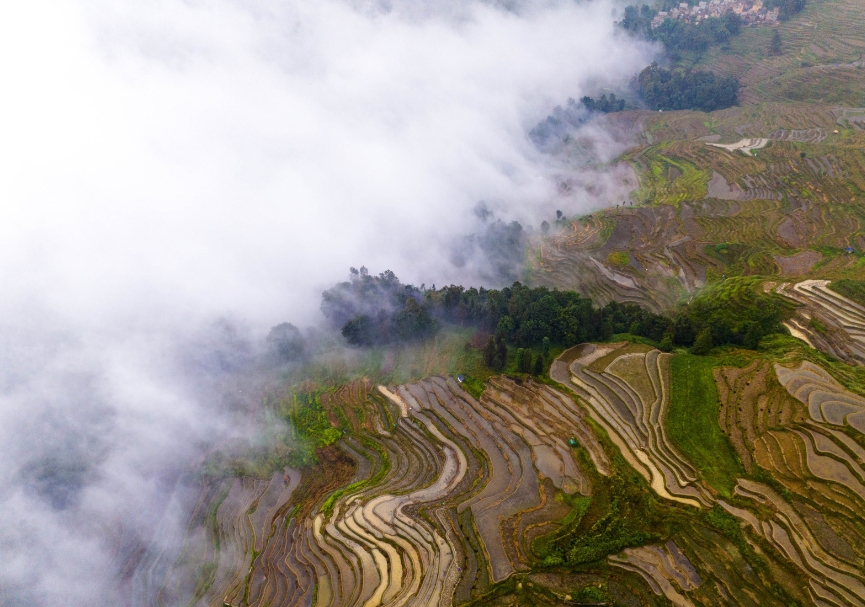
[650,0,780,27]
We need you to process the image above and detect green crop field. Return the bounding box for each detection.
[667,354,744,497]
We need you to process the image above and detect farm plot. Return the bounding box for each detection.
[228,373,610,607]
[708,357,865,590]
[532,136,865,315]
[775,359,865,430]
[608,540,702,607]
[777,280,865,365]
[714,359,801,473]
[722,479,865,607]
[532,205,687,313]
[149,468,306,607]
[670,520,799,606]
[532,99,865,310]
[147,347,865,606]
[554,345,713,507]
[707,138,769,155]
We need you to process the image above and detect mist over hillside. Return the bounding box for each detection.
[0,1,657,604]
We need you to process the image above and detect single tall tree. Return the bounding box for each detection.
[692,328,714,355]
[483,335,497,368]
[770,29,782,55]
[533,354,544,376]
[495,336,508,370]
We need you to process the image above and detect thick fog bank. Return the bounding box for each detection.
[0,0,655,604]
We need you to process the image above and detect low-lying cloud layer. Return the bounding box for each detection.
[0,0,655,604]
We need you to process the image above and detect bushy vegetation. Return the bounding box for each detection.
[580,94,626,113]
[660,12,741,53]
[266,322,306,361]
[322,267,437,346]
[638,63,739,112]
[672,277,791,350]
[619,4,655,36]
[765,0,806,20]
[427,280,673,348]
[529,97,589,146]
[289,392,343,451]
[535,470,661,567]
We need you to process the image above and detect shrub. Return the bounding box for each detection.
[691,327,714,355]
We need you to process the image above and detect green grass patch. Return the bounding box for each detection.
[532,494,592,563]
[811,317,828,333]
[668,354,744,497]
[459,375,486,399]
[629,147,710,206]
[607,251,630,267]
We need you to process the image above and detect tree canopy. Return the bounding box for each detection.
[318,270,791,355]
[638,63,739,112]
[581,94,626,113]
[620,4,742,58]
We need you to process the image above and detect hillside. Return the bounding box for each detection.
[692,0,865,105]
[127,1,865,605]
[530,103,865,315]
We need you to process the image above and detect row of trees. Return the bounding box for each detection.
[638,63,739,112]
[581,94,626,113]
[321,269,790,356]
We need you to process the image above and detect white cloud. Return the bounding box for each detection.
[0,1,655,603]
[1,0,654,327]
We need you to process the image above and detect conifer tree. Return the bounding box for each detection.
[533,354,544,376]
[770,29,782,55]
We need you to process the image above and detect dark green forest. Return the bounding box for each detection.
[621,6,742,58]
[764,0,807,20]
[316,270,791,360]
[581,94,626,113]
[638,63,739,111]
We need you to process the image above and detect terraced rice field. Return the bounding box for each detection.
[776,359,865,431]
[706,352,865,606]
[608,540,702,607]
[776,279,865,365]
[549,344,865,607]
[548,344,865,606]
[531,101,865,313]
[136,376,634,606]
[715,358,802,473]
[552,343,713,507]
[694,0,865,106]
[127,339,865,606]
[721,479,865,606]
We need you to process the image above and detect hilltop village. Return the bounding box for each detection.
[652,0,780,27]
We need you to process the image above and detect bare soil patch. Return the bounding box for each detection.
[774,250,822,277]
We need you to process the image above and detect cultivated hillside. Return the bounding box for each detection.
[127,0,865,604]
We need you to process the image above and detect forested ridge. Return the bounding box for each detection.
[638,63,740,112]
[317,269,791,357]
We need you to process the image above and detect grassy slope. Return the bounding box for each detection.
[667,353,744,497]
[828,278,865,307]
